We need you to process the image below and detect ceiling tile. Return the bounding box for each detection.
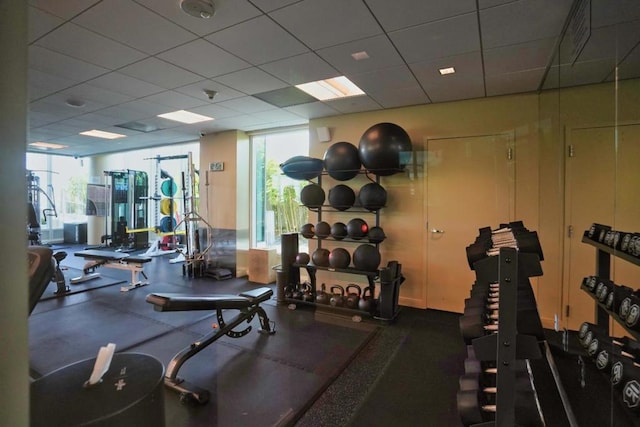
[214,67,288,95]
[189,103,246,120]
[389,13,480,63]
[591,0,640,28]
[39,85,132,111]
[349,65,430,108]
[35,22,146,69]
[325,95,382,114]
[365,0,477,31]
[316,35,405,76]
[259,53,339,85]
[158,39,251,78]
[28,0,101,20]
[174,80,246,103]
[570,21,640,65]
[250,0,301,13]
[119,58,203,89]
[141,91,209,110]
[617,46,640,80]
[410,51,485,103]
[136,0,262,36]
[253,87,317,107]
[28,69,77,100]
[485,68,546,96]
[270,0,383,50]
[206,15,309,65]
[29,45,108,83]
[218,96,279,113]
[28,6,63,42]
[480,0,573,49]
[72,0,197,54]
[284,101,341,119]
[85,72,165,98]
[484,38,557,76]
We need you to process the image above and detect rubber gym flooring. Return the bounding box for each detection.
[31,244,578,427]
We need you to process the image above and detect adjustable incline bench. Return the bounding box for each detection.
[72,249,152,292]
[145,287,275,404]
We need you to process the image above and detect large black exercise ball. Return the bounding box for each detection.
[347,218,368,240]
[312,248,330,267]
[295,252,310,264]
[367,226,386,243]
[323,141,361,181]
[358,182,387,211]
[279,156,324,181]
[315,221,331,239]
[300,184,325,208]
[329,248,351,269]
[331,222,348,240]
[328,185,356,211]
[358,122,412,176]
[353,244,381,271]
[300,223,315,238]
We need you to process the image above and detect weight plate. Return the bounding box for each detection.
[606,292,614,310]
[622,234,632,252]
[612,361,624,385]
[586,276,597,292]
[595,350,609,370]
[626,304,640,327]
[587,338,600,357]
[620,297,632,320]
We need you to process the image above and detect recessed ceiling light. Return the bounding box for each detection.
[351,51,370,61]
[180,0,215,19]
[158,110,214,124]
[295,76,365,101]
[29,142,68,150]
[80,129,127,139]
[439,67,456,75]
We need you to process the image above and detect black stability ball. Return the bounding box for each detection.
[358,182,387,211]
[347,218,369,240]
[367,226,386,243]
[300,184,325,208]
[353,244,381,271]
[329,248,351,269]
[312,248,330,267]
[295,252,310,264]
[300,223,315,238]
[323,141,361,181]
[331,222,348,240]
[358,122,412,176]
[328,185,356,211]
[315,221,331,239]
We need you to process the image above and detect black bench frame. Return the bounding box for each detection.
[145,287,275,404]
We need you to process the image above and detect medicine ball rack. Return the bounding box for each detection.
[287,172,404,322]
[574,225,640,424]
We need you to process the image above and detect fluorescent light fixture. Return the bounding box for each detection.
[351,51,370,61]
[157,110,214,124]
[439,67,456,75]
[296,76,365,101]
[29,142,68,150]
[80,129,127,139]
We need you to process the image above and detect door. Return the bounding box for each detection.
[426,133,515,313]
[564,124,640,332]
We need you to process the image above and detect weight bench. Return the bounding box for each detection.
[72,249,152,292]
[145,287,276,404]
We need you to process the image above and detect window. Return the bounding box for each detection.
[251,128,309,250]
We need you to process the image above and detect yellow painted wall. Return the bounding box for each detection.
[198,78,639,330]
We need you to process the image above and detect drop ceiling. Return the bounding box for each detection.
[27,0,640,157]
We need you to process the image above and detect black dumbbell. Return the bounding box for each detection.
[605,283,634,313]
[460,307,544,345]
[457,388,544,427]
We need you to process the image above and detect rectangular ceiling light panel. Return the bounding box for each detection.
[157,110,214,124]
[296,76,365,101]
[79,130,127,139]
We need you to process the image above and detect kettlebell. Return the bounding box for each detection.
[292,283,304,300]
[302,282,314,302]
[330,285,345,307]
[284,284,294,299]
[316,283,330,305]
[359,287,375,312]
[345,284,362,309]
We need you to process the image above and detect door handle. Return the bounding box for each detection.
[431,229,445,234]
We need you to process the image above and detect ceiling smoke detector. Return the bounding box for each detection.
[180,0,215,19]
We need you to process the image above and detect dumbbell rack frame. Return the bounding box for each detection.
[577,231,640,425]
[470,247,545,427]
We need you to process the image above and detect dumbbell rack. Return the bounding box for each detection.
[469,247,545,427]
[577,229,640,424]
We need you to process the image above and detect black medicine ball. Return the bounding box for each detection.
[347,218,369,240]
[300,223,315,238]
[331,222,348,240]
[315,221,331,239]
[328,185,356,211]
[312,248,330,267]
[367,226,386,243]
[295,252,310,264]
[329,248,351,269]
[353,244,381,271]
[300,184,325,208]
[358,182,387,211]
